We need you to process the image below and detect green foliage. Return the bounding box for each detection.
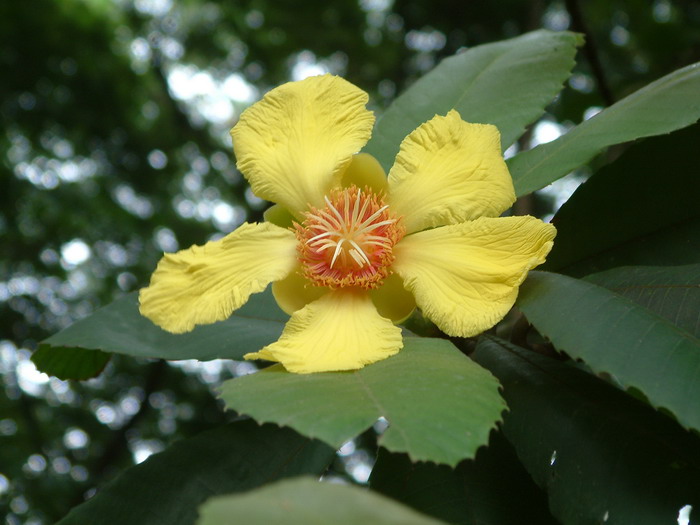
[584,264,700,337]
[517,271,700,432]
[474,336,700,525]
[364,30,582,169]
[370,432,557,525]
[220,338,505,466]
[510,62,700,196]
[542,125,700,275]
[197,477,445,525]
[57,420,334,525]
[30,346,110,381]
[33,289,285,379]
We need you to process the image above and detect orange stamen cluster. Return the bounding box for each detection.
[295,186,404,289]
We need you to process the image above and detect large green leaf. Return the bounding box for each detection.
[542,125,700,276]
[220,337,506,466]
[473,336,700,525]
[197,477,445,525]
[560,217,700,278]
[517,271,700,432]
[57,420,334,525]
[510,61,700,196]
[369,431,557,525]
[31,346,111,381]
[584,264,700,337]
[34,288,287,379]
[364,30,581,170]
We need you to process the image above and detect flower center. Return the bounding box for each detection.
[295,185,404,289]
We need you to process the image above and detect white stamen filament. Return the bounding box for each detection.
[305,189,399,272]
[330,239,345,268]
[324,196,345,225]
[349,239,372,266]
[313,242,337,251]
[308,231,333,242]
[349,249,366,266]
[350,189,363,228]
[316,210,341,230]
[357,205,390,230]
[361,219,396,232]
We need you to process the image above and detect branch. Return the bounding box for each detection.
[564,0,615,106]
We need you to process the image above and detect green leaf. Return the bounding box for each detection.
[197,477,446,525]
[364,30,582,171]
[517,271,700,432]
[34,288,287,379]
[57,420,334,525]
[561,217,700,278]
[542,125,700,276]
[510,61,700,196]
[584,264,700,337]
[31,346,110,380]
[369,431,557,525]
[220,337,506,466]
[473,336,700,525]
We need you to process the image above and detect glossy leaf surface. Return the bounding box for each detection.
[220,337,506,466]
[370,431,556,525]
[517,271,700,432]
[584,264,700,337]
[35,289,286,379]
[542,125,700,276]
[57,420,334,525]
[510,62,700,195]
[474,336,700,525]
[365,30,581,170]
[198,477,446,525]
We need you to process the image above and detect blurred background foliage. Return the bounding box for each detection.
[1,0,699,522]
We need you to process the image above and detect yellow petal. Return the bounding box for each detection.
[246,289,403,373]
[246,347,275,362]
[387,110,516,234]
[139,223,298,333]
[392,216,556,337]
[271,268,327,315]
[231,74,375,215]
[340,152,389,194]
[370,272,416,323]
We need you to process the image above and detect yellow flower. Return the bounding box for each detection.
[139,74,555,373]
